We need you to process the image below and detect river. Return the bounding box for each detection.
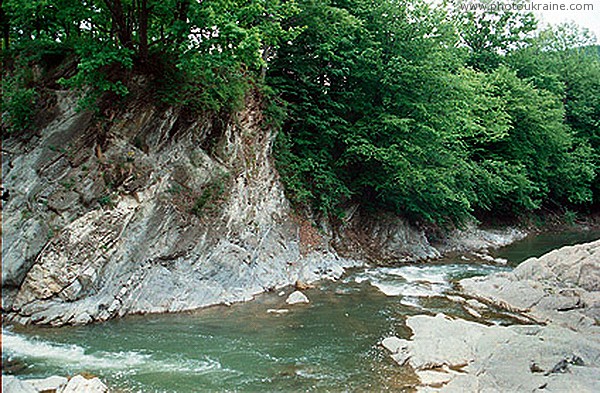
[3,230,599,392]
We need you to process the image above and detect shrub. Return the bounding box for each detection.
[1,73,37,134]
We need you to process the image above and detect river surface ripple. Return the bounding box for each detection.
[3,230,599,392]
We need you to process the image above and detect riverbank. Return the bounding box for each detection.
[4,80,599,328]
[2,86,530,328]
[2,374,109,393]
[383,239,600,391]
[2,231,598,391]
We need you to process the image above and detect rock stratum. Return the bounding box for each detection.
[461,238,600,331]
[2,89,523,326]
[383,239,600,392]
[3,374,108,393]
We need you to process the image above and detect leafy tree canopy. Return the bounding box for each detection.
[2,0,598,225]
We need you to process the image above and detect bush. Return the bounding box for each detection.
[1,73,37,134]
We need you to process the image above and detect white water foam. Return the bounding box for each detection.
[368,280,448,297]
[354,264,506,299]
[2,329,223,375]
[380,266,448,284]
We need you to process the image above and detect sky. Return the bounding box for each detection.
[427,0,600,43]
[533,0,600,41]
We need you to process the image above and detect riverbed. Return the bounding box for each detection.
[3,230,599,392]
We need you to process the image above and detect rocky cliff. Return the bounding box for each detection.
[2,89,356,326]
[1,89,523,326]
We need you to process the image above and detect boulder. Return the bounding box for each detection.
[285,291,309,305]
[26,376,68,392]
[381,336,409,354]
[62,375,108,393]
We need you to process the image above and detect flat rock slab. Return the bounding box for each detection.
[2,376,37,393]
[460,239,600,330]
[26,376,68,392]
[383,313,600,392]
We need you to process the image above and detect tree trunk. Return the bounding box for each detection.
[173,0,190,45]
[104,0,133,50]
[138,0,148,61]
[0,0,9,51]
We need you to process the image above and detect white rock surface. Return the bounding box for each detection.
[2,374,109,393]
[384,313,600,392]
[267,308,289,314]
[286,291,309,305]
[62,375,108,393]
[26,376,68,392]
[381,336,408,354]
[465,299,487,309]
[461,239,600,330]
[2,376,37,393]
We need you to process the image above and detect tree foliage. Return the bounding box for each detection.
[2,0,300,112]
[268,0,597,224]
[2,0,598,224]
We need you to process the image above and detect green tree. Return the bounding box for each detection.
[509,23,600,203]
[2,0,300,111]
[453,0,537,71]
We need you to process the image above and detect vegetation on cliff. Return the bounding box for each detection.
[2,0,599,226]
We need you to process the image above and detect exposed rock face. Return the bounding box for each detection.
[461,239,600,330]
[2,89,524,326]
[2,91,354,326]
[332,208,525,263]
[384,314,600,392]
[382,240,600,392]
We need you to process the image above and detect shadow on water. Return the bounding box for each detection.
[492,229,600,266]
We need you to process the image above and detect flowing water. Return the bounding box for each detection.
[3,230,599,392]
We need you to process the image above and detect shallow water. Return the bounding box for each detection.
[492,229,600,265]
[4,283,423,392]
[3,230,599,392]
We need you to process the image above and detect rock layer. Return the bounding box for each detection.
[461,239,600,330]
[2,89,523,326]
[2,91,353,326]
[382,239,600,392]
[387,314,600,392]
[332,208,524,263]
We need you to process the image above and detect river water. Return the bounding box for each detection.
[3,230,599,392]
